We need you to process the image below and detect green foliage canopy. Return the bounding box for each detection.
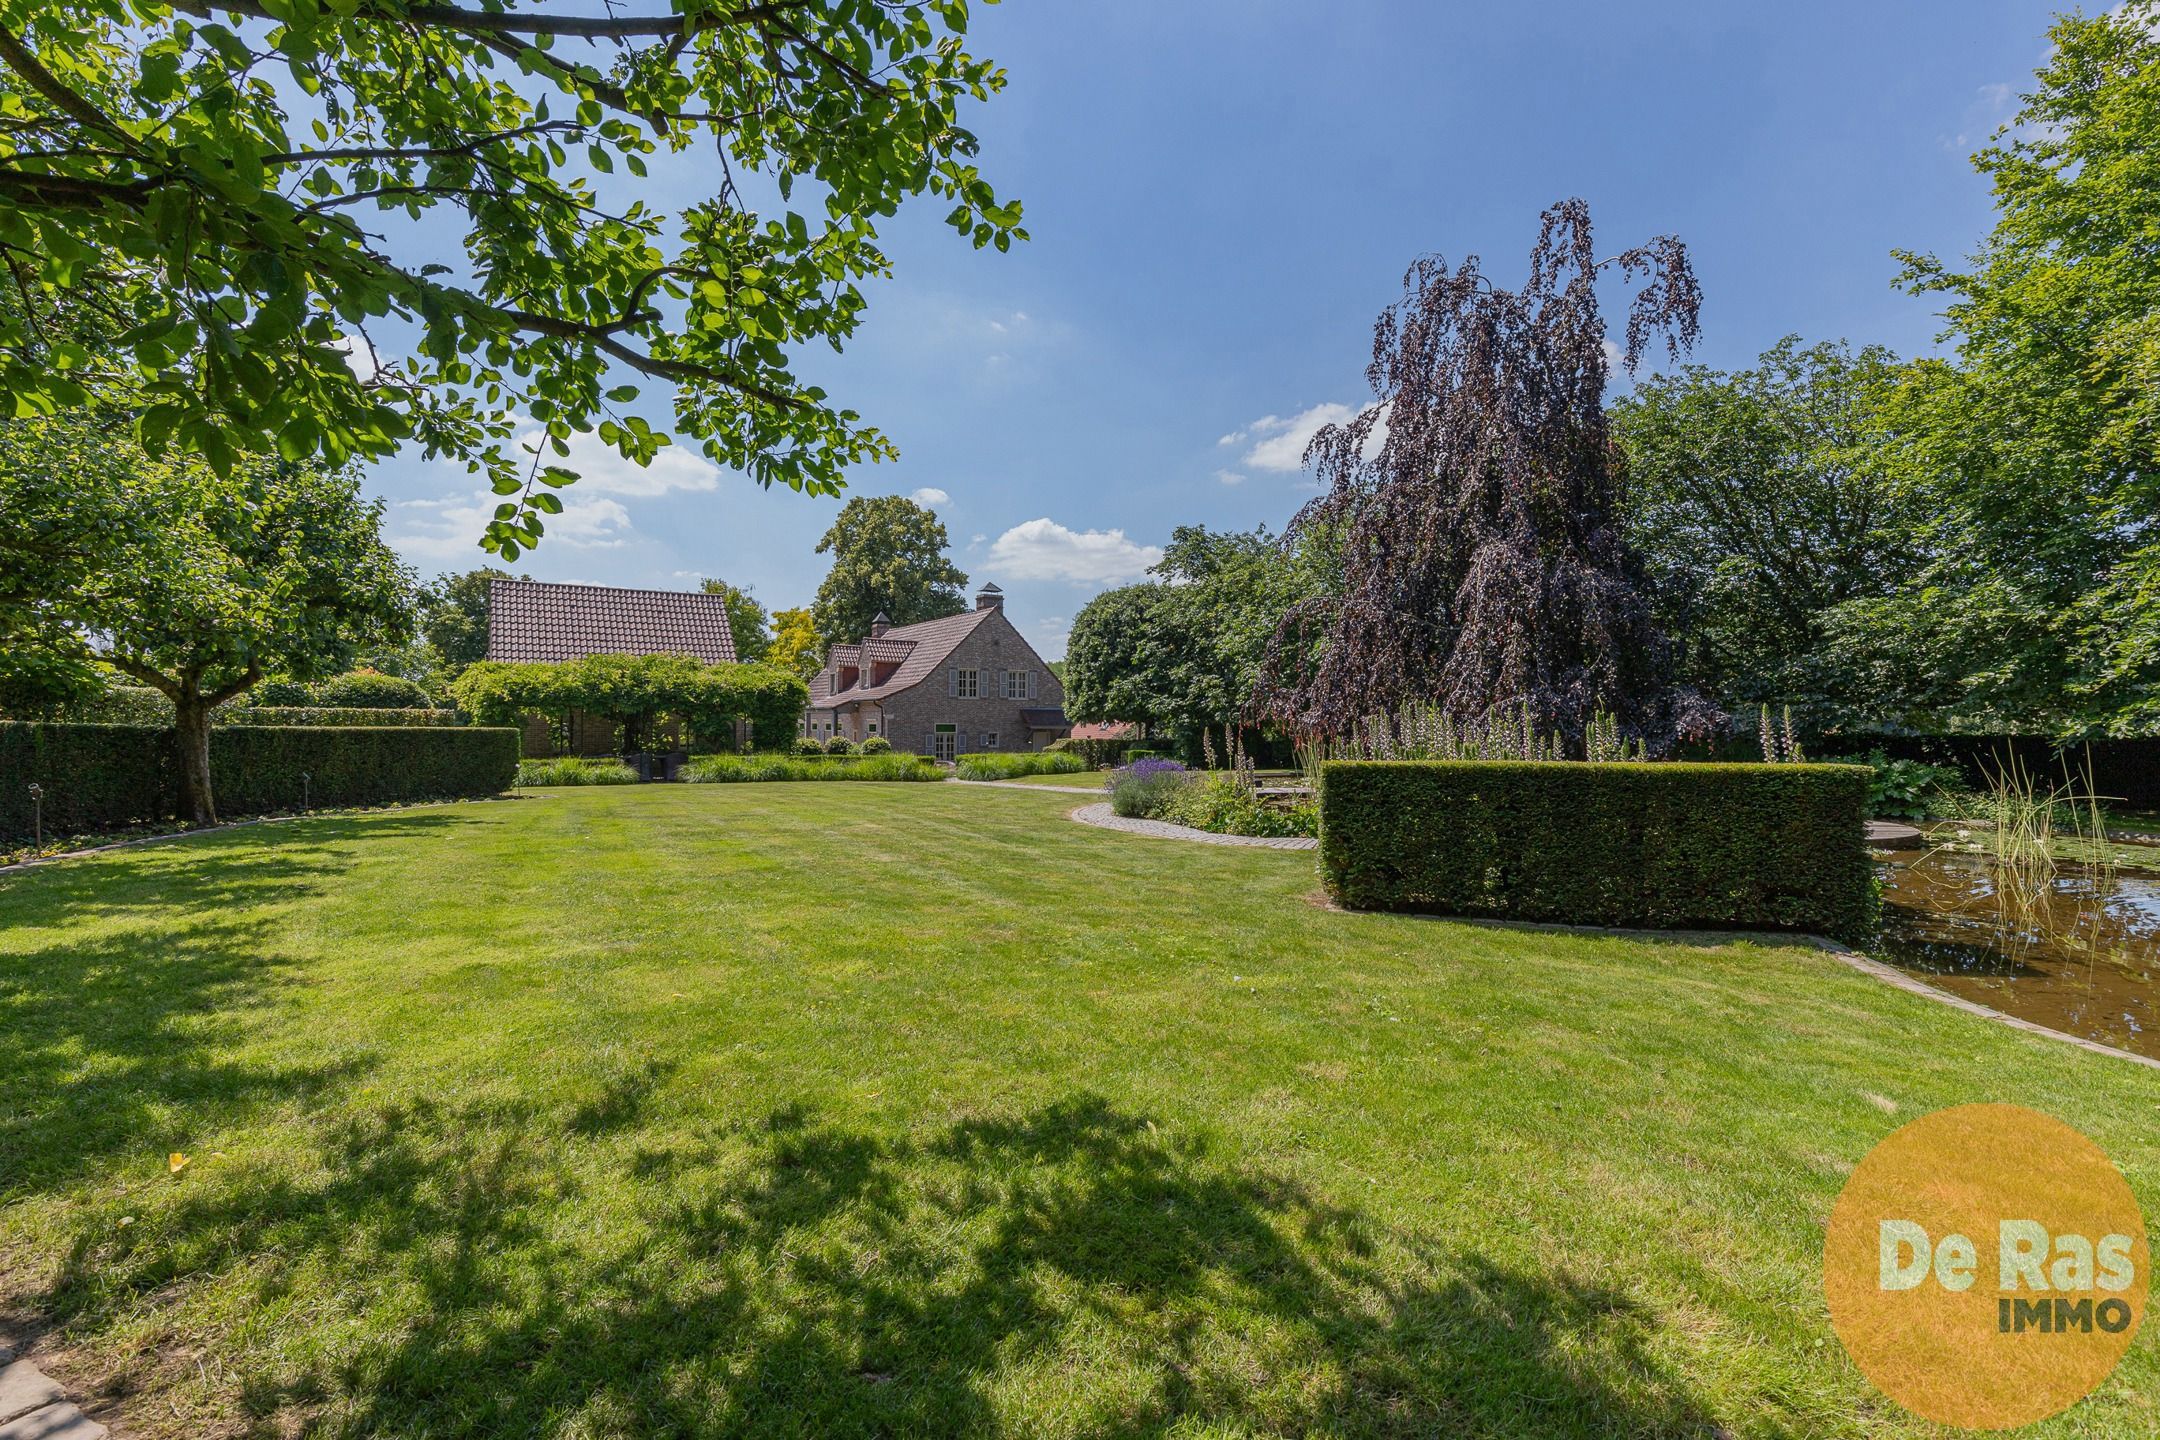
[1613,337,1916,724]
[701,578,772,663]
[1063,525,1329,746]
[0,411,413,820]
[0,0,1023,556]
[419,567,513,673]
[1855,1,2160,735]
[810,494,967,645]
[451,652,806,751]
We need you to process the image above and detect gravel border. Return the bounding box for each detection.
[1068,801,1318,850]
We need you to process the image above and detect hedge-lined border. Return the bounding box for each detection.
[1319,760,1876,942]
[0,722,520,839]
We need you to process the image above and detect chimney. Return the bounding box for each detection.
[869,610,891,638]
[975,582,1003,611]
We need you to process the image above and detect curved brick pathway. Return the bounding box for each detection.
[1068,801,1318,850]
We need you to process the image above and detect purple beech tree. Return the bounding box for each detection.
[1256,200,1714,751]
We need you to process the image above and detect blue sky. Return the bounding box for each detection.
[368,0,2068,658]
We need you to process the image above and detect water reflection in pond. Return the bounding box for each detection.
[1875,846,2160,1058]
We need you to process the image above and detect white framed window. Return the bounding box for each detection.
[986,731,999,750]
[953,668,980,698]
[1003,669,1026,699]
[867,720,879,735]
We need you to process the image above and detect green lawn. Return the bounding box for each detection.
[3,783,2158,1438]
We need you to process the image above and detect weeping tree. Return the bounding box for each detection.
[1256,200,1712,751]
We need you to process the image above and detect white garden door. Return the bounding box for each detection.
[932,726,957,762]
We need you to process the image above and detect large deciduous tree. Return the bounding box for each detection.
[810,494,967,646]
[1256,200,1706,749]
[418,567,514,674]
[766,605,824,682]
[1612,337,1917,724]
[0,1,1023,556]
[701,578,772,663]
[0,415,412,821]
[1065,524,1329,751]
[1848,0,2160,736]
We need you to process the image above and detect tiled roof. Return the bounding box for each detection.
[810,607,995,706]
[486,579,739,665]
[1071,721,1136,741]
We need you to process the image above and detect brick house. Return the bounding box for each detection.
[485,578,740,756]
[804,583,1070,758]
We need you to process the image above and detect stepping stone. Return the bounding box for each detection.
[0,1364,64,1427]
[1865,820,1925,849]
[0,1402,107,1440]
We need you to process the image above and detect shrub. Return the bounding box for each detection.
[1818,750,1966,820]
[306,669,436,709]
[1318,760,1876,942]
[860,735,894,755]
[0,722,521,838]
[1160,771,1315,838]
[45,686,460,729]
[517,756,638,786]
[824,735,858,756]
[953,751,1087,781]
[227,706,461,728]
[1064,735,1138,767]
[1107,757,1190,818]
[681,753,940,783]
[250,677,315,706]
[791,736,828,757]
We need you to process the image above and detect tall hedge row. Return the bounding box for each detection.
[0,722,520,839]
[43,686,457,728]
[1319,760,1876,942]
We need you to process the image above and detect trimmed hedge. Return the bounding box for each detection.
[228,706,460,728]
[42,686,457,729]
[1319,760,1876,942]
[0,722,520,838]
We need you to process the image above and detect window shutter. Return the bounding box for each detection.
[948,668,957,697]
[1026,670,1036,700]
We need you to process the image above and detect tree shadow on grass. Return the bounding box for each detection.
[0,917,369,1201]
[47,1087,1744,1438]
[0,810,484,928]
[0,810,507,1196]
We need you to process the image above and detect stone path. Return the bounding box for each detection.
[1068,801,1318,850]
[0,1343,106,1439]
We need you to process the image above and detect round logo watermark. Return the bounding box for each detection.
[1824,1104,2147,1430]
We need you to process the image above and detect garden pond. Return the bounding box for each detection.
[1874,838,2160,1060]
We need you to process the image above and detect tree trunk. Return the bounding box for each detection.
[173,690,218,825]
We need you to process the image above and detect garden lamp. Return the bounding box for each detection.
[27,782,43,848]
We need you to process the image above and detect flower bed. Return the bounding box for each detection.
[682,753,943,783]
[954,751,1088,781]
[517,756,639,786]
[1105,759,1317,838]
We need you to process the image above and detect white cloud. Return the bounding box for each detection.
[910,486,952,506]
[1215,469,1246,487]
[1221,402,1364,472]
[986,518,1164,585]
[1030,614,1072,659]
[332,333,382,382]
[515,423,720,498]
[388,487,635,563]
